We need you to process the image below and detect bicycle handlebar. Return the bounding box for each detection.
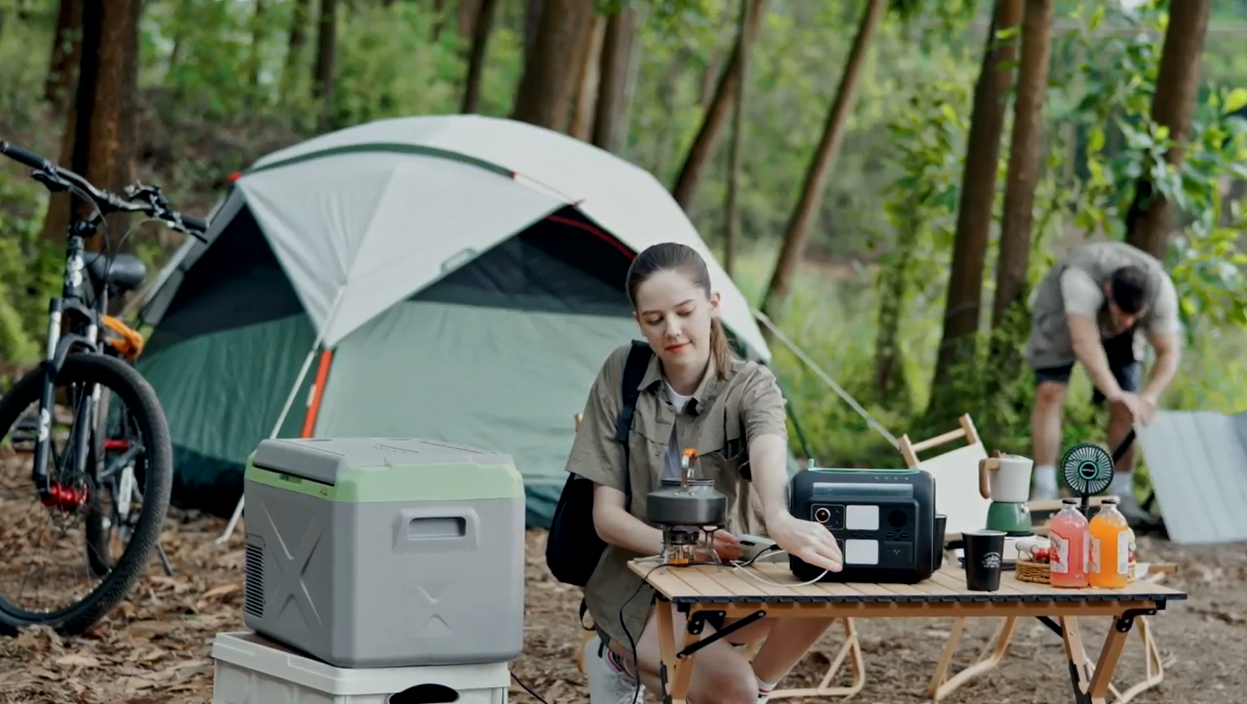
[1,139,209,241]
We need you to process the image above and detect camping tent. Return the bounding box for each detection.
[136,115,791,529]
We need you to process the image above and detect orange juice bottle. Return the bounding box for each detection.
[1088,497,1130,588]
[1048,499,1089,588]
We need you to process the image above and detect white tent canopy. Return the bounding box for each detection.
[171,114,769,360]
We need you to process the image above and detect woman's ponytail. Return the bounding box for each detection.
[709,317,729,378]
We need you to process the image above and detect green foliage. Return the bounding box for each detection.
[0,173,59,369]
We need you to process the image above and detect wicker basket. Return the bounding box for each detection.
[1016,559,1051,584]
[1014,559,1137,585]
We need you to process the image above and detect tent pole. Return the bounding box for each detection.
[215,290,345,545]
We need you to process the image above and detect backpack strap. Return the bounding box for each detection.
[615,340,654,514]
[581,341,654,637]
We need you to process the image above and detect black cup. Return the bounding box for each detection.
[962,529,1006,591]
[933,514,947,571]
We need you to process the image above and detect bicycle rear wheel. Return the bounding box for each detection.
[0,352,173,635]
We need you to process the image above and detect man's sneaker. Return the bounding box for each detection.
[583,635,644,704]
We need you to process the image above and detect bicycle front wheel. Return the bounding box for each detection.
[0,352,173,635]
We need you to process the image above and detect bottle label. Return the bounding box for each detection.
[1082,532,1090,574]
[1090,536,1100,574]
[1117,530,1130,575]
[1050,533,1069,574]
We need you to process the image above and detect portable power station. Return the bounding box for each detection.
[788,466,937,584]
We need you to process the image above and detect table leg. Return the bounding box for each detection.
[1059,612,1138,704]
[925,616,1018,701]
[655,601,701,704]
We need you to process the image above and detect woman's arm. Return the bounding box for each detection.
[740,366,844,573]
[592,484,665,556]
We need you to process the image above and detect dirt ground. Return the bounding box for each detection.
[0,506,1243,704]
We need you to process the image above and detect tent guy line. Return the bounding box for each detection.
[751,307,900,449]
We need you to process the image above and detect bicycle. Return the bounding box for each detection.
[0,140,208,636]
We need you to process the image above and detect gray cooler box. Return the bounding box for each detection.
[242,437,525,669]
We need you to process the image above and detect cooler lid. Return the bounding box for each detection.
[250,437,512,486]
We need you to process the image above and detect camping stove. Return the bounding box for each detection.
[646,449,728,565]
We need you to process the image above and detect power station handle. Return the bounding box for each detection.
[977,457,998,500]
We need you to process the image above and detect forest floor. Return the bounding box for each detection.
[0,502,1244,704]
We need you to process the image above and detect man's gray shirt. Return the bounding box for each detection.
[1027,241,1181,370]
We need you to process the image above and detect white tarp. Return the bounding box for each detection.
[240,114,771,360]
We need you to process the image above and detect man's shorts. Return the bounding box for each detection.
[1033,331,1141,405]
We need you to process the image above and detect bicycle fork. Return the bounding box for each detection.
[32,238,100,512]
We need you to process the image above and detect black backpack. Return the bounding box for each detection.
[545,340,654,590]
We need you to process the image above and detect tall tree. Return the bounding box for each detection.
[1124,0,1213,259]
[44,0,82,111]
[460,0,500,114]
[511,0,595,131]
[990,0,1053,333]
[569,15,606,141]
[281,0,310,100]
[925,0,1023,416]
[39,0,143,250]
[758,0,886,326]
[723,0,755,276]
[592,8,638,152]
[523,0,544,62]
[669,0,768,211]
[312,0,337,131]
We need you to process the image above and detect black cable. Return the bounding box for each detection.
[510,672,550,704]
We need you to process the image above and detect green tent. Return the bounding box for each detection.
[136,115,790,532]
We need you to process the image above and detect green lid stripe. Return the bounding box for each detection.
[245,457,524,503]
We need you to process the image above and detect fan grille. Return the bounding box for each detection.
[1059,443,1115,495]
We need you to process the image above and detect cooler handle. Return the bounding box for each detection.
[394,507,480,552]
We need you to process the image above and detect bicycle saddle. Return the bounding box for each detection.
[84,252,147,292]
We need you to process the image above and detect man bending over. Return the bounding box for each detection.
[1025,241,1182,518]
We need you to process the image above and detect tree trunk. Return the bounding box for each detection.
[510,0,594,131]
[991,0,1053,330]
[669,0,768,211]
[459,0,499,114]
[313,0,337,131]
[1123,0,1212,259]
[757,0,885,325]
[569,15,606,141]
[523,0,544,62]
[40,0,142,251]
[248,0,268,94]
[44,0,82,110]
[591,8,638,152]
[723,0,754,277]
[700,51,722,112]
[925,0,1023,413]
[458,0,483,40]
[282,0,310,99]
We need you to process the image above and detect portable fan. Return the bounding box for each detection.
[1059,442,1115,517]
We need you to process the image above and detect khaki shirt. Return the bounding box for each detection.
[565,342,790,649]
[1026,241,1181,369]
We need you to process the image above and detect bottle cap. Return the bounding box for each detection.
[1101,496,1118,505]
[1061,498,1078,505]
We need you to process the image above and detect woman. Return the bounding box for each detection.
[566,242,844,704]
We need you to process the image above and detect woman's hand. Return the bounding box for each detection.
[696,529,743,562]
[767,511,843,573]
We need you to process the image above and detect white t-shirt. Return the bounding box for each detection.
[662,381,692,480]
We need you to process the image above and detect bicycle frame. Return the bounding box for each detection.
[31,215,110,504]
